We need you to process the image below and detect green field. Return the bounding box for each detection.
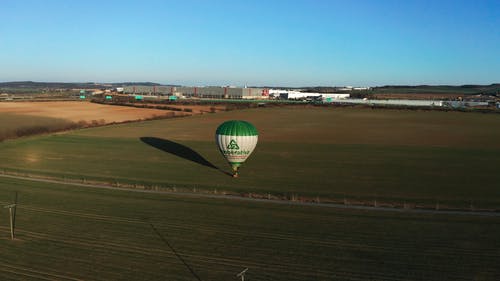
[0,177,499,280]
[1,106,500,280]
[1,107,499,208]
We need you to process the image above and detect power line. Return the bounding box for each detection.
[148,222,202,281]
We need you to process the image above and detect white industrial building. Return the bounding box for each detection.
[268,89,350,100]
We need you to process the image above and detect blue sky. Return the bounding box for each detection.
[0,0,498,86]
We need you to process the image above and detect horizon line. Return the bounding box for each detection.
[1,80,499,88]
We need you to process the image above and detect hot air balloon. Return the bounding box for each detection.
[215,120,258,177]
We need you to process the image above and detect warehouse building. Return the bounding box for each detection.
[123,86,268,99]
[123,86,173,95]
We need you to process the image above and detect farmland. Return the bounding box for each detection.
[1,104,500,280]
[1,106,500,208]
[0,113,75,141]
[0,177,499,280]
[0,101,195,141]
[0,101,188,123]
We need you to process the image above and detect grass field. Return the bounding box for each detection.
[1,106,500,280]
[0,177,499,280]
[1,107,500,208]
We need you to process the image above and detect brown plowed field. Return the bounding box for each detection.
[0,101,188,123]
[132,103,227,114]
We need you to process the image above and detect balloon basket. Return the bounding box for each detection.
[232,168,239,178]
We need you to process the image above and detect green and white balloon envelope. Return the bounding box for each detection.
[215,120,258,177]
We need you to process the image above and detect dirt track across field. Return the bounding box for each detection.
[0,101,187,123]
[1,173,498,217]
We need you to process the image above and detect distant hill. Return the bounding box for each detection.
[372,84,500,95]
[2,81,499,96]
[0,81,170,89]
[299,84,500,96]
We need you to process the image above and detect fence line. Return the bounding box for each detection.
[0,169,498,214]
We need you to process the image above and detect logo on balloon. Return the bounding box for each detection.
[223,140,250,156]
[227,140,240,150]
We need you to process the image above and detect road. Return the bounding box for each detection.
[1,173,499,217]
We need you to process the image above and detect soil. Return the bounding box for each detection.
[0,101,190,123]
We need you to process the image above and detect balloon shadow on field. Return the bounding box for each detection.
[140,137,231,176]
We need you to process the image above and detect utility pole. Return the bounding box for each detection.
[4,192,18,240]
[4,204,17,240]
[236,268,248,281]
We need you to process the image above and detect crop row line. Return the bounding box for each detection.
[0,263,81,281]
[14,204,499,260]
[0,227,340,280]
